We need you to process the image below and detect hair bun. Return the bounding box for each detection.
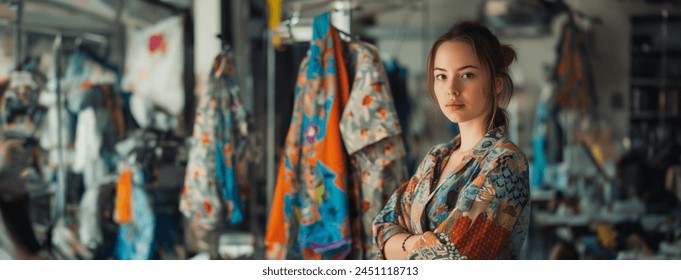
[501,44,517,68]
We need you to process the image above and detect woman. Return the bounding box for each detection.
[373,21,530,260]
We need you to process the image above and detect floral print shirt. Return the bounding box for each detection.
[180,51,249,229]
[373,127,530,260]
[265,12,407,260]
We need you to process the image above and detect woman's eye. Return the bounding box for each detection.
[461,73,475,79]
[435,74,446,80]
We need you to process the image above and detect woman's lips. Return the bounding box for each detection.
[446,103,465,110]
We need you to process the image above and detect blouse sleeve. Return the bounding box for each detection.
[408,149,530,260]
[372,147,436,259]
[372,180,412,259]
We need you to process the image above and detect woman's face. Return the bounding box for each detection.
[433,40,491,127]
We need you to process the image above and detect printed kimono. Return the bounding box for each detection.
[373,127,530,260]
[265,12,408,260]
[180,51,249,229]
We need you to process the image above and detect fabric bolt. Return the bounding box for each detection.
[373,127,530,260]
[266,12,407,260]
[122,16,184,116]
[180,50,249,229]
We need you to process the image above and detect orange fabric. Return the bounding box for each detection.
[442,215,510,260]
[265,156,288,253]
[115,169,133,224]
[322,27,351,193]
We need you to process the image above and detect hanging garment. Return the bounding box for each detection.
[122,16,185,116]
[531,84,552,188]
[553,19,596,110]
[115,169,133,223]
[383,59,410,138]
[265,12,407,260]
[373,127,530,260]
[98,85,126,142]
[1,71,45,138]
[73,107,108,249]
[114,168,155,260]
[63,50,92,114]
[37,79,73,173]
[180,50,249,229]
[342,42,408,260]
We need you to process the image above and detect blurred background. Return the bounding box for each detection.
[1,0,680,260]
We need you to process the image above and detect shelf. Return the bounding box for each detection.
[631,49,681,56]
[631,78,681,87]
[630,112,681,120]
[631,14,681,24]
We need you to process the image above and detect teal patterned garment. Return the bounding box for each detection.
[373,127,530,260]
[115,168,155,260]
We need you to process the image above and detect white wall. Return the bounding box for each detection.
[193,0,221,95]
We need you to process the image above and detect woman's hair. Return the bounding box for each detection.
[426,21,517,131]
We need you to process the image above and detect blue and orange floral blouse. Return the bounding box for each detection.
[265,12,408,260]
[373,127,530,259]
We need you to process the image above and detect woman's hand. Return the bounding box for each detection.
[403,233,422,253]
[383,232,427,260]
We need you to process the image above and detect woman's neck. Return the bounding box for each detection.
[456,120,486,152]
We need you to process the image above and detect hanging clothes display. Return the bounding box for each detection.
[180,49,249,230]
[122,16,185,117]
[265,12,408,260]
[553,18,596,110]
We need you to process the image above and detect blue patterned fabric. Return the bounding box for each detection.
[115,169,155,260]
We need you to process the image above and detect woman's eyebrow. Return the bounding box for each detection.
[433,65,479,71]
[457,65,478,71]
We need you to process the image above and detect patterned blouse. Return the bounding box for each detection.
[265,12,408,260]
[373,127,530,259]
[180,51,249,229]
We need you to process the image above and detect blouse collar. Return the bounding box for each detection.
[434,126,507,162]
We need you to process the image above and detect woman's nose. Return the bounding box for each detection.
[447,81,460,96]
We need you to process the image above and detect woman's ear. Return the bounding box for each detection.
[495,77,503,95]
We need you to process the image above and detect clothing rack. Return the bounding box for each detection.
[273,0,352,44]
[140,0,189,14]
[4,1,120,241]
